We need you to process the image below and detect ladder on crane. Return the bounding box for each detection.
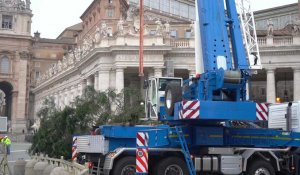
[236,0,262,70]
[175,126,196,175]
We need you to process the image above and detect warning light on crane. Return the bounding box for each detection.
[276,97,281,103]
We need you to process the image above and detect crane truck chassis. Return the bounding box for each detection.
[75,78,300,175]
[77,126,300,175]
[74,0,300,174]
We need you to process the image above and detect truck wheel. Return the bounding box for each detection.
[165,83,182,116]
[246,160,275,175]
[111,156,135,175]
[155,157,188,175]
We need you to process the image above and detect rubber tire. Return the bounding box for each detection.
[165,83,182,116]
[155,157,188,175]
[111,156,136,175]
[246,160,275,175]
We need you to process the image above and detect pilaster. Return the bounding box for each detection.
[98,70,110,92]
[115,68,125,93]
[293,67,300,101]
[266,68,276,103]
[81,79,87,94]
[94,72,99,91]
[87,76,93,87]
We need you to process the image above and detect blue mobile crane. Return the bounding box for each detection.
[75,0,300,175]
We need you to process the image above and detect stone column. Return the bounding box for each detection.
[294,68,300,101]
[64,89,69,106]
[70,86,75,103]
[116,68,124,93]
[11,91,18,132]
[94,72,99,91]
[266,68,276,103]
[54,93,58,107]
[59,91,64,109]
[154,68,163,77]
[56,92,60,108]
[77,84,82,97]
[87,77,93,87]
[98,70,110,92]
[81,79,87,94]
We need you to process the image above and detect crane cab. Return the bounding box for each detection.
[144,77,182,120]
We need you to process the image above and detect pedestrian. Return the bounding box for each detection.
[1,136,11,155]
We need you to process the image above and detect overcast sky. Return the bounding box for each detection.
[31,0,298,39]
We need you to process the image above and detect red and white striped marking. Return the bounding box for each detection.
[136,132,149,174]
[256,103,269,121]
[71,136,78,161]
[136,148,149,173]
[179,100,200,119]
[137,132,149,147]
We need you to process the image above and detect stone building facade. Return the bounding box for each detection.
[0,0,74,133]
[32,0,300,123]
[251,2,300,104]
[32,0,196,120]
[0,0,32,132]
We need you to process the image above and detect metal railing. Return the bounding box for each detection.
[31,154,88,175]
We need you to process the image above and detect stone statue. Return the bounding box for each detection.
[87,35,93,49]
[68,54,74,65]
[82,39,89,53]
[48,68,52,77]
[52,64,58,74]
[68,50,74,60]
[164,21,170,35]
[74,47,81,61]
[25,0,30,9]
[62,56,68,69]
[44,70,49,79]
[94,26,101,44]
[133,17,140,33]
[127,23,136,36]
[190,21,195,36]
[126,6,135,21]
[117,18,124,36]
[267,19,274,36]
[57,60,62,72]
[144,25,149,35]
[292,20,300,35]
[100,21,108,37]
[18,1,26,10]
[49,66,53,76]
[155,18,163,36]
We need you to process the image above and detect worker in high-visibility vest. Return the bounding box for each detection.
[1,136,11,155]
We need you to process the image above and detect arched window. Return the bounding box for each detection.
[0,56,10,74]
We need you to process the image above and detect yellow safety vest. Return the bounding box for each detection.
[2,138,11,145]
